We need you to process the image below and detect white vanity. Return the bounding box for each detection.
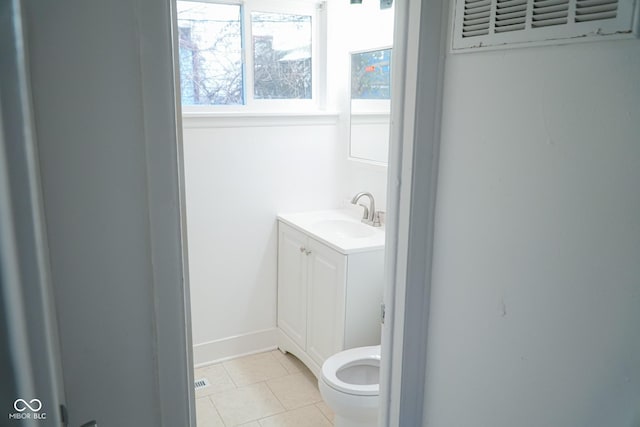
[276,209,385,378]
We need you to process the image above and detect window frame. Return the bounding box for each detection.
[178,0,325,113]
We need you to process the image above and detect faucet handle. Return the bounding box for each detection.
[372,211,385,227]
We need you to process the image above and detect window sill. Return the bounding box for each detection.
[181,111,340,129]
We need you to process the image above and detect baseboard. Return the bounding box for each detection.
[193,328,278,367]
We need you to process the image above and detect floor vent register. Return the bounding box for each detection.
[194,378,210,390]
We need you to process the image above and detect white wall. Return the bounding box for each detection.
[424,37,640,426]
[183,119,343,363]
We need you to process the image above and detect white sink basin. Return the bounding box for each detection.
[278,209,385,254]
[311,219,377,239]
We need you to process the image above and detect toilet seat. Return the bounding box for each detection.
[321,345,380,396]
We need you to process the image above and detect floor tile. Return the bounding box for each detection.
[258,405,332,427]
[266,372,322,410]
[223,352,288,386]
[299,363,319,383]
[210,382,285,426]
[195,397,225,427]
[315,401,335,423]
[271,350,306,374]
[195,363,237,397]
[195,366,208,379]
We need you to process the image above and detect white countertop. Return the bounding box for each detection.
[277,209,385,255]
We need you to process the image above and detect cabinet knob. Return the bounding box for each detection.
[300,247,306,253]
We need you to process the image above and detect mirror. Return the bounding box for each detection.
[349,47,392,165]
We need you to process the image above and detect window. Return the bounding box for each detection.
[252,12,312,100]
[177,2,243,105]
[177,0,320,108]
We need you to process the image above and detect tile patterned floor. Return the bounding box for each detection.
[194,350,335,427]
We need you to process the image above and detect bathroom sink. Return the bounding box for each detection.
[312,219,377,239]
[278,209,385,254]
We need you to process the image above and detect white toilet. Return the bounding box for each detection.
[318,345,381,427]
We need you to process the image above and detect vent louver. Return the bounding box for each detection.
[575,0,618,22]
[463,0,492,37]
[495,0,528,33]
[453,0,637,50]
[532,0,570,27]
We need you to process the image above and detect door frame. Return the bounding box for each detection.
[379,0,448,425]
[167,0,450,424]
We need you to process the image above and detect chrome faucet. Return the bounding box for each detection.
[351,192,382,227]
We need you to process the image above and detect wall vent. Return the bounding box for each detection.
[452,0,639,50]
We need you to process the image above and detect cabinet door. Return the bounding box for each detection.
[277,222,308,350]
[306,238,347,367]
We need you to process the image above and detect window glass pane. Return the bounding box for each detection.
[351,48,392,100]
[177,2,243,105]
[251,12,312,100]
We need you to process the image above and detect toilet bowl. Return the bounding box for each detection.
[318,345,381,427]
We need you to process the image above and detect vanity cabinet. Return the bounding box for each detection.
[277,220,384,378]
